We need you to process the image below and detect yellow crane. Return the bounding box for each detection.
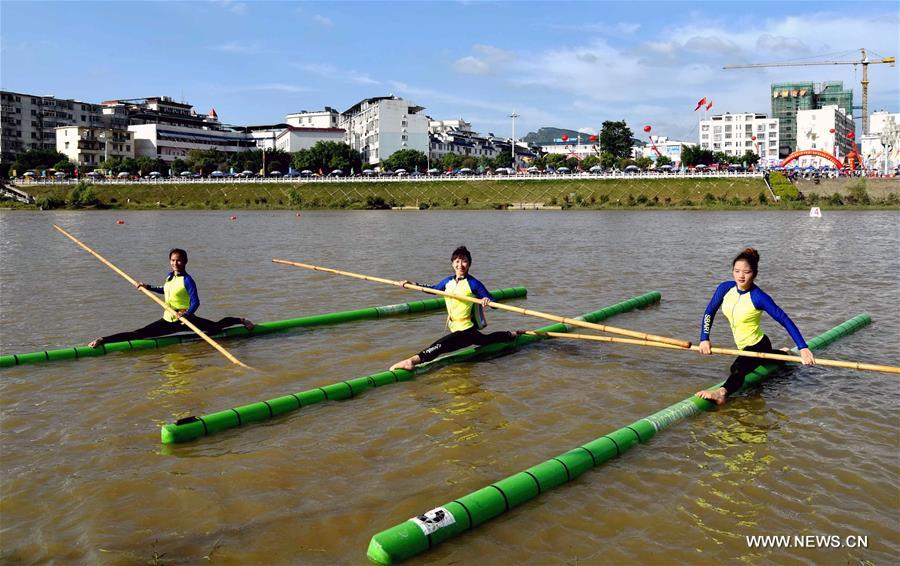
[724,48,895,135]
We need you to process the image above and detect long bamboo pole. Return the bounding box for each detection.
[54,225,252,369]
[525,330,900,375]
[272,259,691,348]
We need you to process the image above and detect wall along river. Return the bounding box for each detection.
[1,210,898,563]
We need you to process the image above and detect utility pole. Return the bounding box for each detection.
[509,111,519,168]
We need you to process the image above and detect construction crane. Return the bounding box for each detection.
[724,48,895,135]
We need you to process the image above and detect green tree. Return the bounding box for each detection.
[654,155,672,168]
[599,151,617,169]
[490,151,513,169]
[681,145,714,166]
[740,150,760,167]
[383,149,428,172]
[291,141,361,174]
[187,148,229,175]
[635,156,653,170]
[13,149,69,174]
[53,159,76,174]
[439,153,464,171]
[171,158,189,174]
[599,121,634,160]
[545,153,569,169]
[581,155,601,169]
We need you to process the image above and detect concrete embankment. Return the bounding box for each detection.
[795,177,900,199]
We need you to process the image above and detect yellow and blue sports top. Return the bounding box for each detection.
[424,275,493,332]
[700,281,807,350]
[147,271,200,322]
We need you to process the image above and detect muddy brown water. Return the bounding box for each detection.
[1,210,898,564]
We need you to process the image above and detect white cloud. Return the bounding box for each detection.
[756,34,809,53]
[446,11,898,137]
[313,15,334,28]
[210,41,270,54]
[214,0,247,15]
[296,63,381,85]
[452,44,515,75]
[453,56,491,75]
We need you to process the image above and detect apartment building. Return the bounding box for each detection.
[340,95,428,164]
[56,126,135,166]
[699,112,780,164]
[795,105,855,166]
[0,90,109,162]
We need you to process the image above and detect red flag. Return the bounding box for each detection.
[694,97,707,111]
[706,100,713,111]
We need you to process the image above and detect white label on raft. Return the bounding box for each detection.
[411,506,455,535]
[376,303,411,316]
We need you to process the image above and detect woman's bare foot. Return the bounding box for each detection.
[696,387,728,405]
[88,337,104,348]
[242,318,255,331]
[390,355,421,371]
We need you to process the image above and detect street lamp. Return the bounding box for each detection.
[509,111,519,168]
[98,130,109,166]
[880,119,898,177]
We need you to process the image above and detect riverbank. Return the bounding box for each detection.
[7,176,899,210]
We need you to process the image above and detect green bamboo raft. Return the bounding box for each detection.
[0,287,526,368]
[366,313,872,564]
[160,292,662,444]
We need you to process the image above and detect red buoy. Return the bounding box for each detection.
[115,219,125,225]
[230,215,237,221]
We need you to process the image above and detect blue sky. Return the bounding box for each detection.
[2,1,898,141]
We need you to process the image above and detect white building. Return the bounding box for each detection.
[274,127,346,153]
[128,123,256,162]
[795,105,854,167]
[699,112,780,165]
[1,91,110,162]
[286,107,340,129]
[340,95,429,164]
[633,137,697,166]
[55,126,134,166]
[859,111,900,173]
[540,142,599,160]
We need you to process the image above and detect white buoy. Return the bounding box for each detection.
[809,206,822,218]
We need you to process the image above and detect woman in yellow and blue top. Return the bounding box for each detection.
[696,247,815,404]
[88,248,254,348]
[389,246,522,371]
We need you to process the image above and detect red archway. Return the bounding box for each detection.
[780,149,843,169]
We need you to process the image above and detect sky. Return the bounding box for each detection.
[2,1,898,142]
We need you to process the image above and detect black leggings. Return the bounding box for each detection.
[723,335,783,395]
[417,327,516,364]
[100,315,244,344]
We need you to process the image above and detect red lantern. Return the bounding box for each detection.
[589,135,598,142]
[643,125,652,133]
[561,135,569,142]
[829,128,836,134]
[847,131,855,139]
[751,136,756,141]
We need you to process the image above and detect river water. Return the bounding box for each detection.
[1,210,898,564]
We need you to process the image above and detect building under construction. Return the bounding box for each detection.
[771,81,853,157]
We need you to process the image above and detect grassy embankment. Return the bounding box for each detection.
[7,175,899,210]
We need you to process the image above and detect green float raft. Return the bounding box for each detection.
[160,292,662,444]
[0,287,526,368]
[366,313,872,564]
